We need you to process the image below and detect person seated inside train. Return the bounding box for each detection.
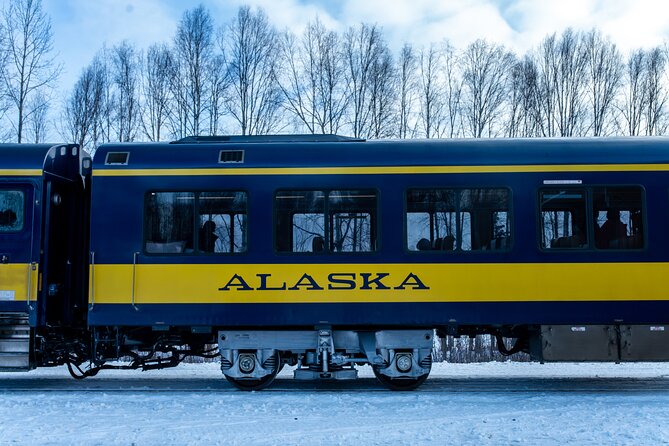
[441,235,455,250]
[416,238,431,251]
[0,208,16,227]
[199,220,218,253]
[595,209,627,249]
[312,236,324,252]
[550,227,585,248]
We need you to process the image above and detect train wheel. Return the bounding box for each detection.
[225,352,280,391]
[372,367,430,391]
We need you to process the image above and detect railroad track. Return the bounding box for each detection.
[1,376,669,393]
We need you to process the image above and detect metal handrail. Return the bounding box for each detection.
[26,262,35,311]
[89,252,95,310]
[131,252,139,311]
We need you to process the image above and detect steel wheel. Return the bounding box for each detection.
[373,366,429,391]
[225,352,280,391]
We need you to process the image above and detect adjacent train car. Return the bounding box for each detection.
[3,135,669,390]
[0,144,90,369]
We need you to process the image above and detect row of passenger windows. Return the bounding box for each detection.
[143,186,646,255]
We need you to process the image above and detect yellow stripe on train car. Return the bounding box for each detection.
[91,163,669,177]
[0,263,39,302]
[89,262,669,304]
[0,169,42,176]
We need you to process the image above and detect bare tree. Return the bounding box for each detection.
[417,44,445,138]
[173,5,214,136]
[368,41,396,138]
[584,30,623,136]
[24,90,48,142]
[461,39,514,138]
[343,23,387,138]
[506,56,542,137]
[644,47,668,135]
[442,42,463,138]
[396,43,417,138]
[141,43,173,141]
[536,29,588,137]
[223,6,283,135]
[619,50,647,136]
[1,0,60,142]
[111,41,140,142]
[279,19,347,134]
[60,56,107,152]
[207,54,227,136]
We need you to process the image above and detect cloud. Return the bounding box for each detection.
[16,0,669,142]
[336,0,515,51]
[505,0,669,53]
[208,0,338,34]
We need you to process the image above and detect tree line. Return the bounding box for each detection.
[2,0,669,153]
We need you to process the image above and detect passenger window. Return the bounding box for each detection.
[407,188,510,252]
[145,192,195,254]
[144,191,248,254]
[329,190,376,252]
[198,192,247,253]
[276,191,325,253]
[0,190,24,232]
[275,189,377,253]
[540,189,588,249]
[593,187,643,249]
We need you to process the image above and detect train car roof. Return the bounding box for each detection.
[0,144,68,170]
[0,143,90,182]
[92,136,669,171]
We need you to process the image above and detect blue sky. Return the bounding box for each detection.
[30,0,669,98]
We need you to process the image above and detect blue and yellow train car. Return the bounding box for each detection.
[0,144,90,370]
[81,135,669,389]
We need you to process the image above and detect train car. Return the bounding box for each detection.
[3,135,669,390]
[81,135,669,390]
[0,144,90,370]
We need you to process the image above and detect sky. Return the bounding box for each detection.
[29,0,669,106]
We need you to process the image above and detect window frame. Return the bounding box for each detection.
[273,188,381,255]
[536,184,647,252]
[537,187,590,251]
[142,189,249,256]
[404,186,514,255]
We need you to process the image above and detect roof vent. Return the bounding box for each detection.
[105,152,129,165]
[219,150,244,163]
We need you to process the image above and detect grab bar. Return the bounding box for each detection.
[26,262,36,311]
[131,252,139,311]
[89,252,95,310]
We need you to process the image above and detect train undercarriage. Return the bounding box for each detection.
[3,312,669,390]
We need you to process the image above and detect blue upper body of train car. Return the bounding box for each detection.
[87,136,669,329]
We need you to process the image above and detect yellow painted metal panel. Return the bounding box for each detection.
[0,263,38,302]
[90,262,669,304]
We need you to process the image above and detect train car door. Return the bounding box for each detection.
[0,183,36,312]
[40,174,88,328]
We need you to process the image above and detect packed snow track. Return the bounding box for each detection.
[1,362,669,445]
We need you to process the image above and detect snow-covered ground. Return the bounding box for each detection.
[1,361,669,445]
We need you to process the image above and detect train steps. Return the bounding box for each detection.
[0,312,31,371]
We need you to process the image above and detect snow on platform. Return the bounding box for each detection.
[1,362,668,445]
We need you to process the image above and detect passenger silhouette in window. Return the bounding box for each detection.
[596,209,627,249]
[199,220,218,253]
[416,238,431,251]
[0,209,16,227]
[312,236,324,252]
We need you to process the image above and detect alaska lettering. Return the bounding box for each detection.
[218,272,429,292]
